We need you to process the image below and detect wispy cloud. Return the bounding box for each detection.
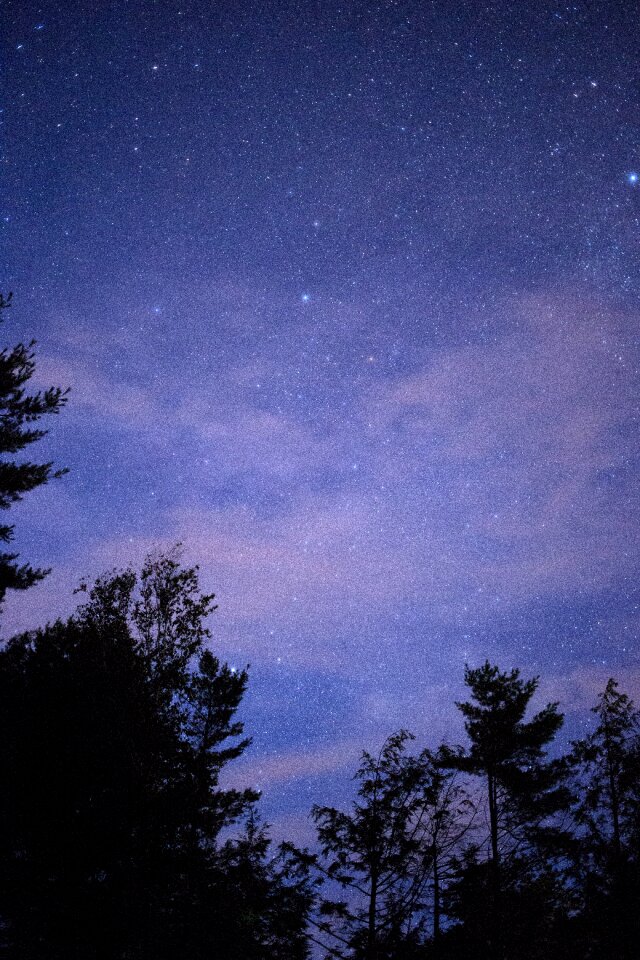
[227,740,361,791]
[5,291,639,676]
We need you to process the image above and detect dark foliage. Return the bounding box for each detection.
[439,662,570,959]
[306,733,474,960]
[1,540,638,960]
[309,731,428,959]
[1,299,635,960]
[565,679,640,959]
[304,664,640,960]
[0,293,68,611]
[0,551,311,959]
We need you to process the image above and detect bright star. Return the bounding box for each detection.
[301,293,311,303]
[628,172,638,185]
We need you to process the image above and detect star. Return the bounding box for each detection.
[627,172,638,185]
[301,293,311,302]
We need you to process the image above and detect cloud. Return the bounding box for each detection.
[5,291,638,675]
[3,288,638,843]
[540,664,640,715]
[226,740,361,791]
[357,293,639,609]
[35,355,161,430]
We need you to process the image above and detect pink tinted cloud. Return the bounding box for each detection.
[151,498,420,653]
[540,664,640,715]
[226,740,361,791]
[35,355,160,428]
[367,294,632,471]
[359,293,638,605]
[6,292,637,662]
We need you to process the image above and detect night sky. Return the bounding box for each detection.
[3,0,640,840]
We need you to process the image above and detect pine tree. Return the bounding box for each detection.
[570,679,640,862]
[0,292,68,609]
[568,679,640,959]
[443,662,568,959]
[210,813,314,960]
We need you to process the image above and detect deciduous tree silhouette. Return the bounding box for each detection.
[0,550,310,959]
[310,731,433,960]
[419,746,475,949]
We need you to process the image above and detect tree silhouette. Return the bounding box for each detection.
[418,746,475,949]
[0,293,68,611]
[310,731,435,960]
[442,662,568,959]
[570,678,639,863]
[568,679,640,959]
[212,813,315,960]
[4,549,639,960]
[0,550,310,958]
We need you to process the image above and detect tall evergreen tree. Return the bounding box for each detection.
[442,662,568,959]
[570,679,640,863]
[211,813,315,960]
[0,293,68,610]
[568,679,640,959]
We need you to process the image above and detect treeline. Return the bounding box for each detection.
[303,665,640,960]
[0,553,639,960]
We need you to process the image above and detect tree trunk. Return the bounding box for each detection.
[367,868,378,960]
[433,849,441,947]
[604,727,622,861]
[487,771,502,959]
[488,771,499,869]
